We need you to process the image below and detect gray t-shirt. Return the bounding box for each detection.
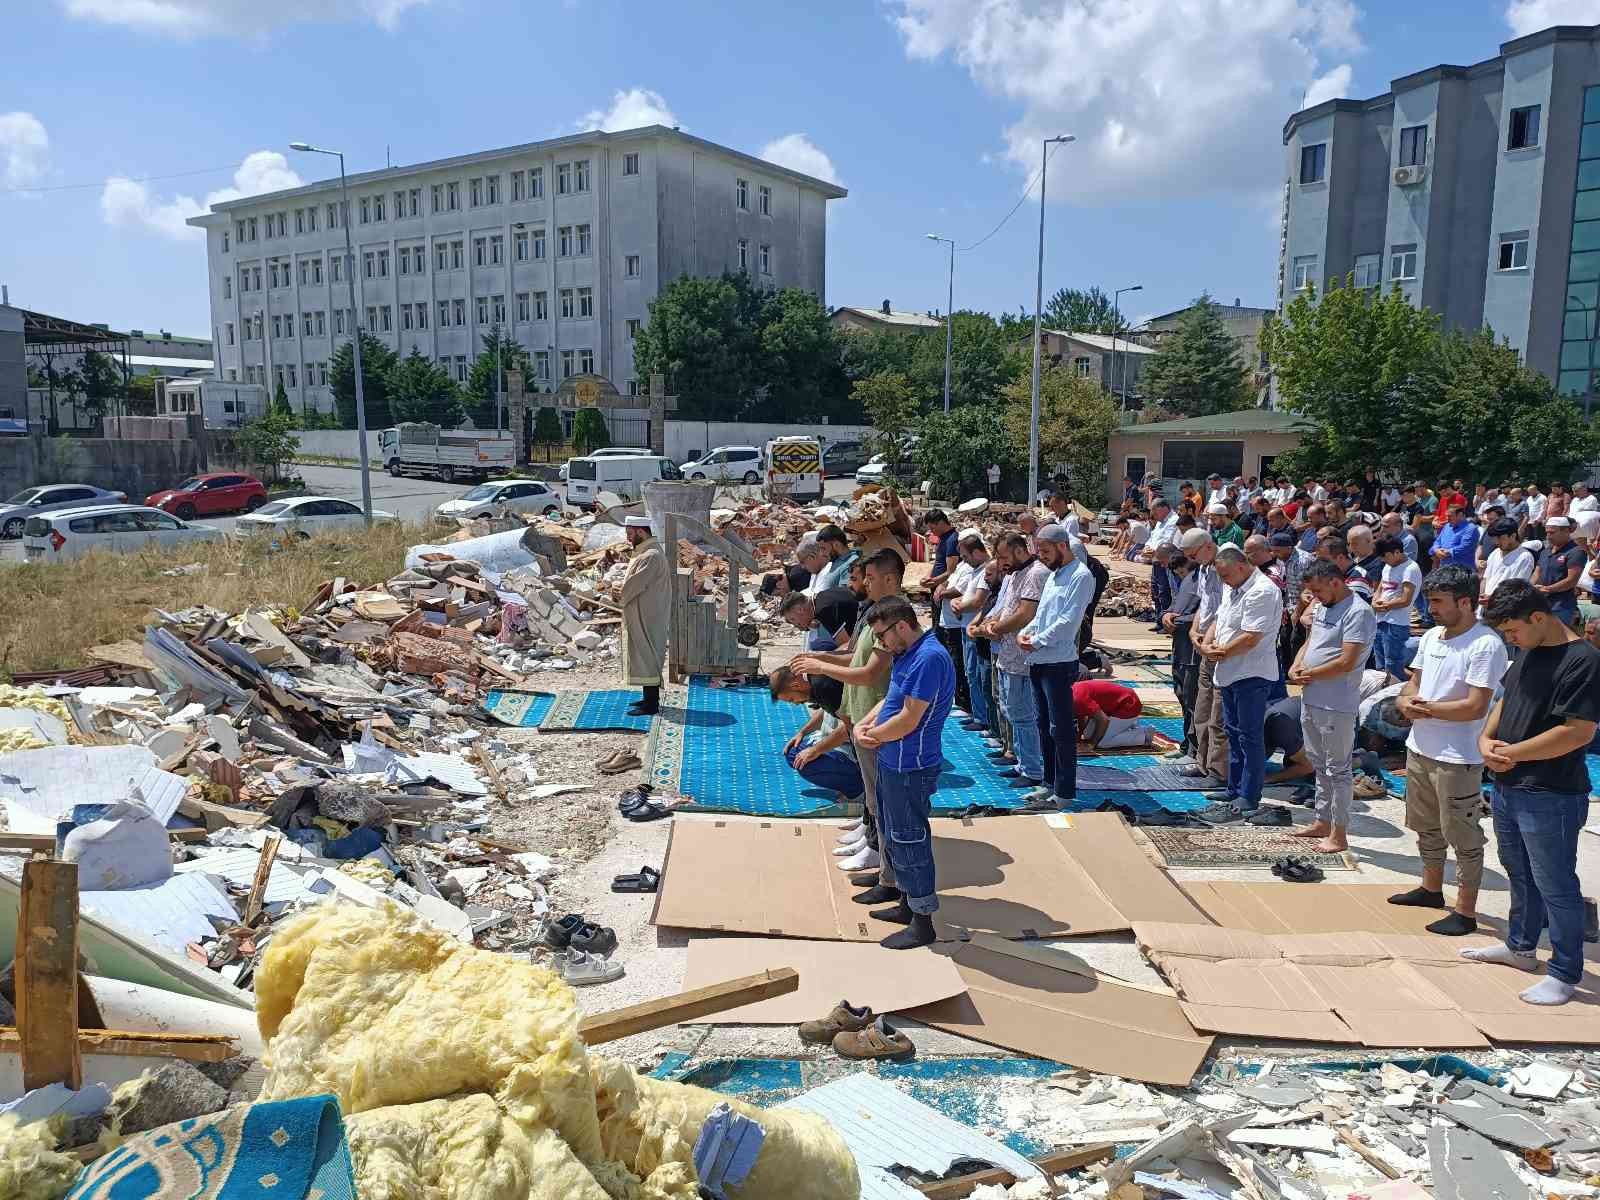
[1302,593,1377,713]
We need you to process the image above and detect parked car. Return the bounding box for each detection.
[434,479,563,521]
[855,455,890,485]
[565,454,682,508]
[22,504,223,562]
[0,484,127,539]
[144,472,268,519]
[822,440,868,477]
[680,445,764,484]
[559,447,654,481]
[235,496,397,538]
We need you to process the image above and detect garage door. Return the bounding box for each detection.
[1160,440,1244,484]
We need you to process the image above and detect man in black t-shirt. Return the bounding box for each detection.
[1471,580,1600,1006]
[778,586,859,653]
[769,664,861,800]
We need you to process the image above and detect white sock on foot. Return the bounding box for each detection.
[1460,943,1540,971]
[838,845,881,872]
[1520,976,1577,1006]
[832,834,867,855]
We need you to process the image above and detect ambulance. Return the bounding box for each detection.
[764,435,824,502]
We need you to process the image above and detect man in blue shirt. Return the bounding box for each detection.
[853,595,955,949]
[1432,503,1480,570]
[1018,523,1097,810]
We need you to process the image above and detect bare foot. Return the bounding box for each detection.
[1292,822,1331,838]
[1316,836,1348,853]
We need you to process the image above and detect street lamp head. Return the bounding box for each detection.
[1047,135,1076,144]
[288,142,314,152]
[926,232,939,240]
[1128,284,1144,292]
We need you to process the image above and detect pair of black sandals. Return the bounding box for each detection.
[1272,855,1325,883]
[617,783,673,822]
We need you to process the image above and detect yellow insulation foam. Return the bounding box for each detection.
[0,1115,81,1200]
[257,903,860,1200]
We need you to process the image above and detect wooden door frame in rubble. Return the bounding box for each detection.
[663,511,761,682]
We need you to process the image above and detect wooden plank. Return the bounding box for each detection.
[1335,1127,1401,1180]
[178,794,270,831]
[471,743,507,801]
[0,829,208,852]
[16,860,81,1090]
[577,968,799,1046]
[917,1144,1116,1200]
[0,1028,237,1063]
[242,835,281,926]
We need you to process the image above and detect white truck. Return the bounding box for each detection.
[765,434,824,502]
[379,423,515,482]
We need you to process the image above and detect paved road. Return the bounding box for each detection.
[0,465,861,561]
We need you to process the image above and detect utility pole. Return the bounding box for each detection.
[1114,284,1143,416]
[1028,135,1075,507]
[926,234,956,413]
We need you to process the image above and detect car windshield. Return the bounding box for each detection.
[6,489,39,504]
[254,501,292,517]
[459,484,498,500]
[175,478,203,491]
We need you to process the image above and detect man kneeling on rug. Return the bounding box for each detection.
[852,595,955,949]
[769,666,863,805]
[1073,679,1155,750]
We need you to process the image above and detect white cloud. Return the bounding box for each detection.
[758,133,843,185]
[1302,63,1353,108]
[578,88,678,132]
[0,112,49,190]
[60,0,435,38]
[889,0,1361,203]
[101,150,303,240]
[1505,0,1600,36]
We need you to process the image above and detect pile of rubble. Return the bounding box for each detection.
[1097,574,1156,619]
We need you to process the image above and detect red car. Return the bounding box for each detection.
[144,473,268,519]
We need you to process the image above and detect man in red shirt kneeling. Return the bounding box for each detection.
[1073,680,1153,750]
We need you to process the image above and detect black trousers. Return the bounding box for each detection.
[1173,661,1199,755]
[935,623,971,714]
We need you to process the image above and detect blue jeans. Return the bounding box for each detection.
[876,763,942,914]
[963,633,992,730]
[1373,622,1410,680]
[1492,784,1588,985]
[1030,659,1080,803]
[999,668,1043,781]
[1220,675,1273,810]
[785,736,862,800]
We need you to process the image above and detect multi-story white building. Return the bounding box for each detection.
[189,125,846,414]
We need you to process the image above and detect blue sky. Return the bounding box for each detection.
[3,0,1597,339]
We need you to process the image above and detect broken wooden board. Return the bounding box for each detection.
[16,860,81,1089]
[0,1028,238,1062]
[577,968,798,1045]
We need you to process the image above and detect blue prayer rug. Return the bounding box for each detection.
[65,1094,355,1200]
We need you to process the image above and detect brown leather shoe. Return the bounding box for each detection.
[832,1017,915,1061]
[798,1000,873,1044]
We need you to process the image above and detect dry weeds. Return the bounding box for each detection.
[0,523,421,674]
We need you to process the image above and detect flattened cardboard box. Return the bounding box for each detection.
[906,935,1214,1087]
[679,938,966,1024]
[652,812,1200,942]
[1177,882,1505,937]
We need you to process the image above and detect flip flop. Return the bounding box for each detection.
[612,866,661,893]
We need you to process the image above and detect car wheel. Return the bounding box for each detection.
[387,460,401,477]
[543,505,560,516]
[295,530,311,542]
[177,503,196,520]
[442,466,457,483]
[743,471,760,484]
[245,495,265,512]
[1,518,21,540]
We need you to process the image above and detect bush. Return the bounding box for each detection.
[572,409,610,456]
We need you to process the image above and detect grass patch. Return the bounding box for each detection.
[0,523,421,675]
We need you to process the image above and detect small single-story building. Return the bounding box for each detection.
[831,301,944,336]
[1104,409,1316,505]
[1025,329,1155,407]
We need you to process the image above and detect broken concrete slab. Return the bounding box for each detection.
[1429,1124,1530,1200]
[1436,1102,1559,1151]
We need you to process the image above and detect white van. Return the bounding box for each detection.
[765,435,824,502]
[564,454,682,508]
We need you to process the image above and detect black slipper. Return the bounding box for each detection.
[612,866,661,893]
[624,797,673,822]
[1280,856,1324,883]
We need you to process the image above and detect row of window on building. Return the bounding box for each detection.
[1295,103,1544,187]
[1289,232,1528,294]
[236,345,602,393]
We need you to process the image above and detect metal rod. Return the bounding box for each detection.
[1028,138,1074,504]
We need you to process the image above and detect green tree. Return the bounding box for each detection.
[272,377,292,417]
[78,349,123,421]
[851,371,920,478]
[330,333,397,429]
[1002,365,1118,495]
[1140,294,1254,417]
[123,374,157,416]
[532,406,564,461]
[839,328,918,383]
[572,408,610,456]
[389,349,466,428]
[1043,286,1123,335]
[237,409,300,481]
[464,329,529,430]
[918,404,1014,499]
[907,310,1024,409]
[750,288,851,422]
[632,273,763,417]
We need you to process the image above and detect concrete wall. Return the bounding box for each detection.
[0,436,205,501]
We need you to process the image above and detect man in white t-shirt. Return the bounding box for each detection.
[1372,534,1422,681]
[1571,481,1599,516]
[1525,483,1547,527]
[949,533,994,735]
[1391,564,1509,937]
[1205,473,1231,510]
[1480,517,1535,616]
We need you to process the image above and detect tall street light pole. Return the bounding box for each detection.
[1028,135,1075,507]
[1113,283,1144,416]
[290,141,373,523]
[926,233,956,413]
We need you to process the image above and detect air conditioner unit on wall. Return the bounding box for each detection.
[1394,165,1426,186]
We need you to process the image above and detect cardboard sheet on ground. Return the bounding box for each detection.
[652,812,1204,942]
[905,935,1213,1087]
[679,938,966,1023]
[1179,881,1501,936]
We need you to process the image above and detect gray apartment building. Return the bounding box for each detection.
[188,125,846,414]
[1280,22,1600,398]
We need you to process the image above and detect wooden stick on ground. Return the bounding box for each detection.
[0,1028,238,1063]
[916,1143,1117,1200]
[1335,1127,1401,1180]
[16,859,82,1090]
[242,835,282,926]
[578,968,799,1046]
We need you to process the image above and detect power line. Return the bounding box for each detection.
[0,161,247,196]
[956,140,1065,253]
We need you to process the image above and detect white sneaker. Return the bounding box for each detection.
[837,845,881,872]
[832,833,868,856]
